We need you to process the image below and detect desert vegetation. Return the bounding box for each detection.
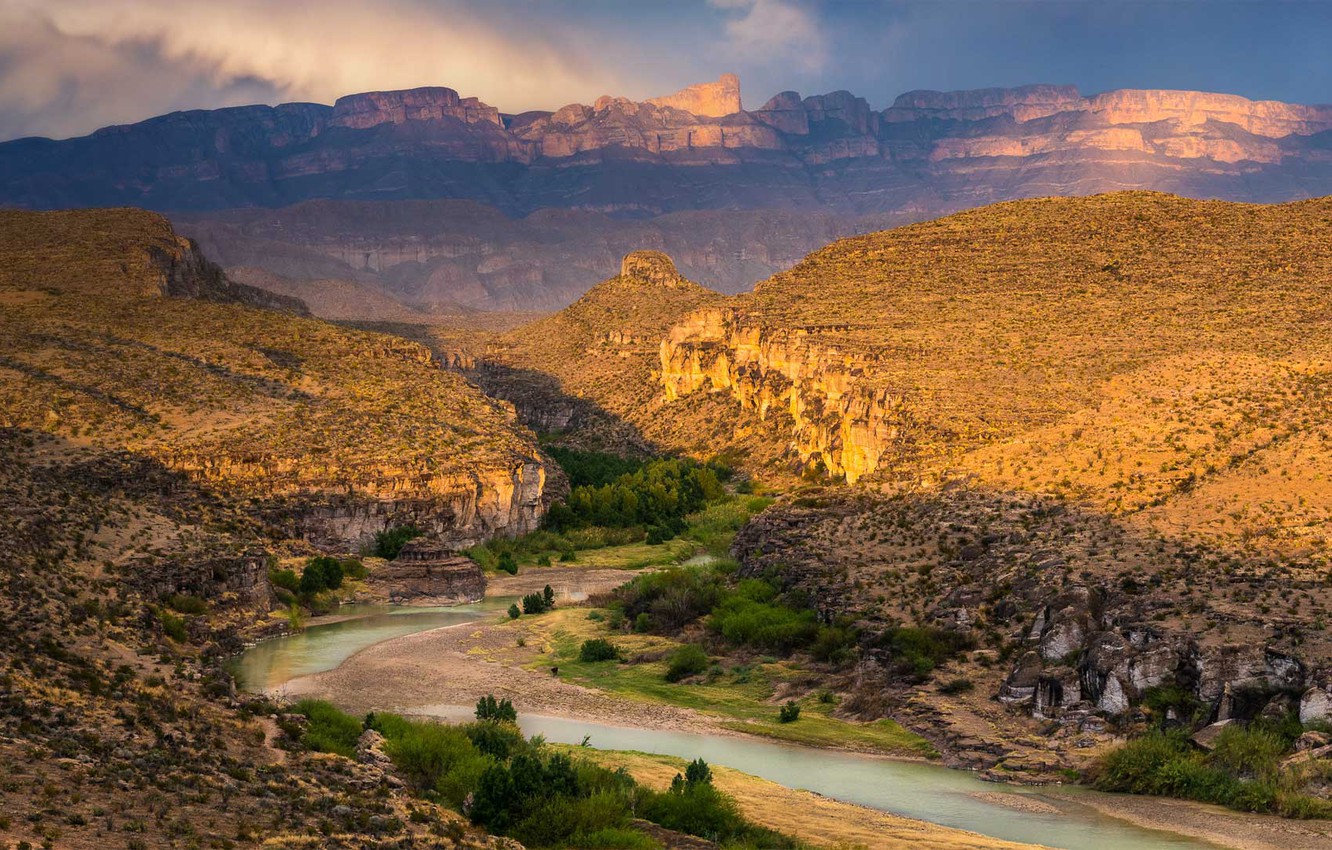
[294,696,805,849]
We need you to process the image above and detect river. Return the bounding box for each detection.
[233,602,1221,850]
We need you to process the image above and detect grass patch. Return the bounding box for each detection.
[524,609,935,758]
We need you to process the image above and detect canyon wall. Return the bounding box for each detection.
[660,308,909,482]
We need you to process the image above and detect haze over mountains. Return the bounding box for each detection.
[4,74,1332,313]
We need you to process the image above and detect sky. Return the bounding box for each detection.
[2,0,1330,142]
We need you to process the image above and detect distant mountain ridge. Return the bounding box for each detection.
[4,75,1332,215]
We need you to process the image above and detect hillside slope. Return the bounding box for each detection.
[0,209,552,549]
[647,192,1332,775]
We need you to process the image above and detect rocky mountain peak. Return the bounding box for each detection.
[646,73,742,117]
[330,86,502,130]
[620,250,684,286]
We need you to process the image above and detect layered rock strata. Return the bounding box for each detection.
[7,78,1332,215]
[367,539,485,604]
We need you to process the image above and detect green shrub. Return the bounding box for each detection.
[579,638,620,663]
[879,626,975,682]
[475,695,518,723]
[166,594,207,615]
[1142,684,1205,724]
[299,556,345,595]
[665,645,710,683]
[810,622,858,665]
[497,552,519,575]
[508,603,521,620]
[268,568,299,593]
[382,720,480,793]
[340,558,368,580]
[295,699,362,758]
[710,586,819,654]
[522,591,551,615]
[374,524,422,559]
[778,701,801,723]
[939,677,975,695]
[1211,724,1286,782]
[614,561,728,633]
[1091,726,1316,815]
[158,610,187,642]
[465,720,526,761]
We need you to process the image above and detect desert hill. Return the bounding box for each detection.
[0,208,553,549]
[0,209,558,849]
[648,192,1332,772]
[460,250,773,460]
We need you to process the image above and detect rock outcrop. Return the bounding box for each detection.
[660,308,906,482]
[367,539,485,604]
[645,73,743,117]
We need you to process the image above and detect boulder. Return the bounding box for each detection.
[1301,684,1332,724]
[1191,719,1233,751]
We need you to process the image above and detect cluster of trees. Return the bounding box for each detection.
[269,556,368,605]
[1095,722,1332,817]
[475,695,517,723]
[295,696,800,848]
[875,626,975,682]
[544,446,643,488]
[543,458,726,538]
[1094,685,1332,818]
[612,560,859,666]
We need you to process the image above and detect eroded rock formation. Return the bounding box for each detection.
[367,538,485,604]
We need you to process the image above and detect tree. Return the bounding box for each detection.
[299,556,344,595]
[543,584,555,608]
[475,694,518,723]
[685,758,712,786]
[469,763,516,829]
[508,603,521,620]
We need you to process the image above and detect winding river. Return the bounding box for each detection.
[234,603,1221,850]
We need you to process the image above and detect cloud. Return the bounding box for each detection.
[709,0,827,72]
[0,0,638,140]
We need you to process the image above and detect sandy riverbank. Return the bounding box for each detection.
[1039,789,1332,850]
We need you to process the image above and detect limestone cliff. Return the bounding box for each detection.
[660,308,908,483]
[659,192,1332,501]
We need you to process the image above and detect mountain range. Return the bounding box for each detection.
[4,75,1332,311]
